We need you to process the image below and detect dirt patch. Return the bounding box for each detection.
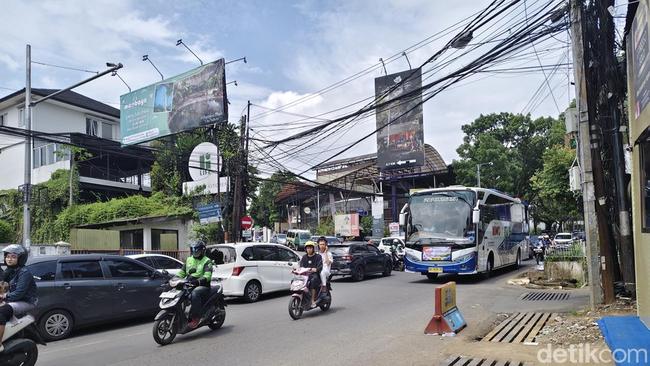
[509,270,580,289]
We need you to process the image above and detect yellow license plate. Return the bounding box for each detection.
[428,267,442,273]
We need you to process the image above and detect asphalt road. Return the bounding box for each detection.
[37,260,589,366]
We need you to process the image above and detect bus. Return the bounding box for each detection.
[400,186,528,281]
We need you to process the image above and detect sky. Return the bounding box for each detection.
[0,0,573,177]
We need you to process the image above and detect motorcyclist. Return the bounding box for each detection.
[317,237,332,293]
[299,241,322,308]
[178,241,213,328]
[0,245,37,352]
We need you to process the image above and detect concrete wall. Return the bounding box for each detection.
[627,0,650,329]
[104,218,192,251]
[0,142,26,189]
[544,261,586,284]
[30,242,71,257]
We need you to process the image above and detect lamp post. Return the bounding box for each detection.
[476,162,493,188]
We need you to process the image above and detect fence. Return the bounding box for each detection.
[71,249,190,261]
[545,240,587,262]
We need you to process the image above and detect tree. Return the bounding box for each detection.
[530,145,581,229]
[249,171,296,228]
[0,220,14,243]
[452,112,563,199]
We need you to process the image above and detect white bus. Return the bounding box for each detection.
[400,186,527,281]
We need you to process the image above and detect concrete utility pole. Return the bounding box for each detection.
[569,0,613,306]
[22,45,32,250]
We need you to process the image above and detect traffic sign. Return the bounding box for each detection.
[241,215,254,230]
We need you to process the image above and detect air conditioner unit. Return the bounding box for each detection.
[569,166,581,191]
[565,107,578,133]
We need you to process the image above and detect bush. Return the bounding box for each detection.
[0,220,14,243]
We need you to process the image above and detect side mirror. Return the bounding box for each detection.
[472,209,480,224]
[399,213,406,226]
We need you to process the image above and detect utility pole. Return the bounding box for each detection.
[231,116,246,243]
[569,0,614,306]
[22,45,32,250]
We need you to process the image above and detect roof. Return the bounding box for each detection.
[26,254,130,264]
[0,88,119,118]
[74,213,192,229]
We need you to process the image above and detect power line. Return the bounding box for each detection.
[31,60,99,74]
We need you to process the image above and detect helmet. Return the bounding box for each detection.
[3,244,28,267]
[317,236,328,245]
[190,241,207,258]
[304,241,316,249]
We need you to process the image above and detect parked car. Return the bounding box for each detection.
[552,233,573,249]
[329,242,392,281]
[572,231,585,241]
[270,233,288,245]
[309,236,342,245]
[126,254,184,276]
[26,254,169,341]
[287,230,311,251]
[206,243,301,302]
[376,237,405,254]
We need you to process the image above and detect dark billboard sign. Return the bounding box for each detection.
[374,68,425,170]
[629,3,650,118]
[120,59,228,145]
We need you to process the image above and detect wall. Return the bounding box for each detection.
[69,228,120,250]
[627,0,650,329]
[0,142,26,190]
[103,218,191,251]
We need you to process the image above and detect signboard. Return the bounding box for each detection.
[630,2,650,118]
[372,218,384,238]
[183,175,229,196]
[182,142,229,196]
[371,196,384,219]
[242,229,252,238]
[375,68,425,170]
[335,213,360,237]
[422,246,452,261]
[197,202,222,224]
[241,215,254,230]
[120,59,228,145]
[389,222,400,234]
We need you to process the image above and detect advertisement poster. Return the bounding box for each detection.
[422,246,451,261]
[120,59,228,145]
[630,3,650,118]
[335,213,360,237]
[374,68,425,170]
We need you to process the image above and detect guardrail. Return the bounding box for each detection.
[71,249,190,261]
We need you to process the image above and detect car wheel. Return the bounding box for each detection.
[382,262,392,277]
[244,280,262,302]
[39,309,74,341]
[515,250,521,269]
[351,265,365,282]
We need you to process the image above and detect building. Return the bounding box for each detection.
[0,88,153,199]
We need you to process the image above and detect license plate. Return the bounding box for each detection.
[428,267,443,273]
[160,290,179,299]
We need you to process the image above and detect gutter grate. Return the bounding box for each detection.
[481,312,555,344]
[442,356,533,366]
[521,292,570,301]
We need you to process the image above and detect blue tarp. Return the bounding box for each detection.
[597,316,650,366]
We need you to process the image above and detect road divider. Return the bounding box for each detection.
[424,281,466,335]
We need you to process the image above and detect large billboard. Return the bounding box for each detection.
[120,59,228,145]
[629,2,650,118]
[375,68,425,170]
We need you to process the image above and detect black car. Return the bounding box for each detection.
[330,242,392,281]
[26,254,169,341]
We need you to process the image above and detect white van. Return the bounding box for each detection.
[286,230,311,250]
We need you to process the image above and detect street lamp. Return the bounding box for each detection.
[476,162,493,188]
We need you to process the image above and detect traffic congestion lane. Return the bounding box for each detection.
[37,262,575,366]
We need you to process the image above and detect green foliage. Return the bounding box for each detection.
[315,216,334,236]
[360,215,373,237]
[530,145,581,225]
[0,220,14,243]
[250,171,296,228]
[191,222,224,244]
[452,113,563,198]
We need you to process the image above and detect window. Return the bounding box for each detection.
[46,144,55,165]
[367,245,381,254]
[134,257,155,268]
[153,256,183,270]
[33,148,40,169]
[350,245,367,254]
[278,248,299,262]
[102,122,113,140]
[104,259,150,278]
[86,118,98,136]
[28,261,57,281]
[0,113,6,126]
[241,246,278,261]
[19,108,24,127]
[208,246,236,264]
[61,261,104,280]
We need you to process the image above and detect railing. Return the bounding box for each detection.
[71,249,190,261]
[545,240,586,262]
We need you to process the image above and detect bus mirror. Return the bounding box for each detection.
[472,209,480,224]
[399,213,406,226]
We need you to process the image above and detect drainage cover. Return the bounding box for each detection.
[521,292,570,301]
[481,312,555,344]
[442,356,533,366]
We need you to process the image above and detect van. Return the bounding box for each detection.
[287,229,311,251]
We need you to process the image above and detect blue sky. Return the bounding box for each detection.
[0,0,571,175]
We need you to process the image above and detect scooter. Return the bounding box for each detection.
[390,243,405,271]
[1,314,45,366]
[288,268,331,320]
[152,274,227,345]
[533,243,545,265]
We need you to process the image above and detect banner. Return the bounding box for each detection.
[629,2,650,118]
[335,213,360,237]
[374,68,425,170]
[120,59,228,145]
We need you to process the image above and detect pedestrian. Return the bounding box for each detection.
[318,237,332,293]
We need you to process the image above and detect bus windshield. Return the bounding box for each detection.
[408,191,475,243]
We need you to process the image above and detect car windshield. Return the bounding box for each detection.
[408,191,475,242]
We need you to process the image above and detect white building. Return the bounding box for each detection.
[0,88,152,196]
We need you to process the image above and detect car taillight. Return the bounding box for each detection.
[232,266,245,276]
[341,255,352,262]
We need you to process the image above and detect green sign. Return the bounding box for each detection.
[120,59,228,145]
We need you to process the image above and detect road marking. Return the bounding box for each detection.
[41,331,148,355]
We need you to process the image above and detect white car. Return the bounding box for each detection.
[552,233,573,249]
[206,243,301,302]
[377,237,405,254]
[126,254,184,276]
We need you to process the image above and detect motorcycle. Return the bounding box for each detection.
[1,314,45,366]
[533,243,545,265]
[390,243,405,271]
[152,274,227,345]
[288,268,331,320]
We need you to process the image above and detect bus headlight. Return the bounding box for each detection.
[454,252,476,263]
[405,250,420,262]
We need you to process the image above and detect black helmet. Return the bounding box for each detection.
[190,241,207,258]
[3,244,28,267]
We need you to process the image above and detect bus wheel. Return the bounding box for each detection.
[515,250,521,269]
[483,255,494,280]
[426,273,438,281]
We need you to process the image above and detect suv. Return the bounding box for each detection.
[207,243,301,302]
[330,242,392,281]
[26,254,168,341]
[287,230,311,251]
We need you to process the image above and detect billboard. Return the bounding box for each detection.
[335,213,360,237]
[629,2,650,118]
[120,59,228,145]
[375,68,425,170]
